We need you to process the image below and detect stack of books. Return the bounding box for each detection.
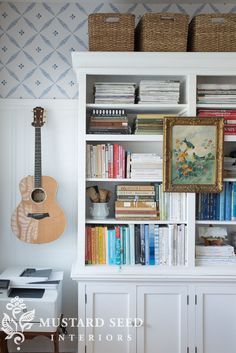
[130,153,163,180]
[115,185,158,220]
[195,245,236,266]
[197,83,236,104]
[88,109,131,135]
[196,182,236,221]
[198,108,236,135]
[86,224,187,266]
[86,143,127,178]
[138,80,180,104]
[134,114,175,135]
[94,82,136,104]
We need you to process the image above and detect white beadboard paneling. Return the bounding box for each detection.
[0,98,78,352]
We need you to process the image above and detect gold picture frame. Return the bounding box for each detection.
[163,117,224,193]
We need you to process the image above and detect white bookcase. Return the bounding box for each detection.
[71,53,236,353]
[71,52,236,278]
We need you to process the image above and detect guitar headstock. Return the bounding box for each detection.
[32,107,46,127]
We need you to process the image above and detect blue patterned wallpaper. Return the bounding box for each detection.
[1,2,236,99]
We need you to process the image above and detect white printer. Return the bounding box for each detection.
[0,267,63,332]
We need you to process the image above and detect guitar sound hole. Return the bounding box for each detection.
[31,189,46,203]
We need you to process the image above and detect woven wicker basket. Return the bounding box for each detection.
[88,13,135,51]
[135,13,189,52]
[189,14,236,52]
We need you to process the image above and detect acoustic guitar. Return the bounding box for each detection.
[11,107,66,244]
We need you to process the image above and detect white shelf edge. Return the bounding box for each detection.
[86,178,162,182]
[224,135,236,142]
[86,218,187,225]
[197,103,236,109]
[86,134,163,142]
[196,220,236,225]
[86,134,236,142]
[87,103,188,111]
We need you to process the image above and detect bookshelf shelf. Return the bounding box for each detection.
[224,135,236,142]
[196,220,236,225]
[86,178,163,183]
[86,103,188,114]
[86,218,187,225]
[85,134,163,142]
[197,104,236,109]
[86,134,234,143]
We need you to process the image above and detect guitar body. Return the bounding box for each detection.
[11,175,66,244]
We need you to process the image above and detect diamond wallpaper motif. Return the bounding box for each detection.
[1,2,236,99]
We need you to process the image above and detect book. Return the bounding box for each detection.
[196,182,236,221]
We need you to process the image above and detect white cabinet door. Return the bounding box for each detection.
[85,284,136,353]
[137,285,188,353]
[195,286,236,353]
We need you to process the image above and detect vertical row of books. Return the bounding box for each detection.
[196,182,236,221]
[86,148,163,180]
[86,224,187,266]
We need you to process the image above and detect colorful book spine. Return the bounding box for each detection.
[145,224,149,265]
[149,224,155,266]
[86,224,187,267]
[115,227,121,265]
[154,225,159,265]
[232,182,236,220]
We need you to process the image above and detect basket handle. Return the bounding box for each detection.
[104,16,121,23]
[160,16,175,21]
[211,17,225,24]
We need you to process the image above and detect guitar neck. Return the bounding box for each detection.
[34,127,42,188]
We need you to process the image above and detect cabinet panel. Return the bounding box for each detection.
[196,287,236,353]
[137,286,188,353]
[85,284,136,353]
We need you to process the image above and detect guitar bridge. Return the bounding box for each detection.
[27,213,49,220]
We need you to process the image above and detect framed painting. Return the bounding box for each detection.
[163,117,224,193]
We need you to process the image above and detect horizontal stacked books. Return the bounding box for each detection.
[114,183,187,221]
[198,108,236,135]
[134,113,175,135]
[86,143,127,178]
[94,82,136,104]
[195,245,236,266]
[115,185,158,220]
[138,80,180,104]
[196,182,236,221]
[197,83,236,104]
[130,153,163,180]
[88,109,131,134]
[86,224,187,266]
